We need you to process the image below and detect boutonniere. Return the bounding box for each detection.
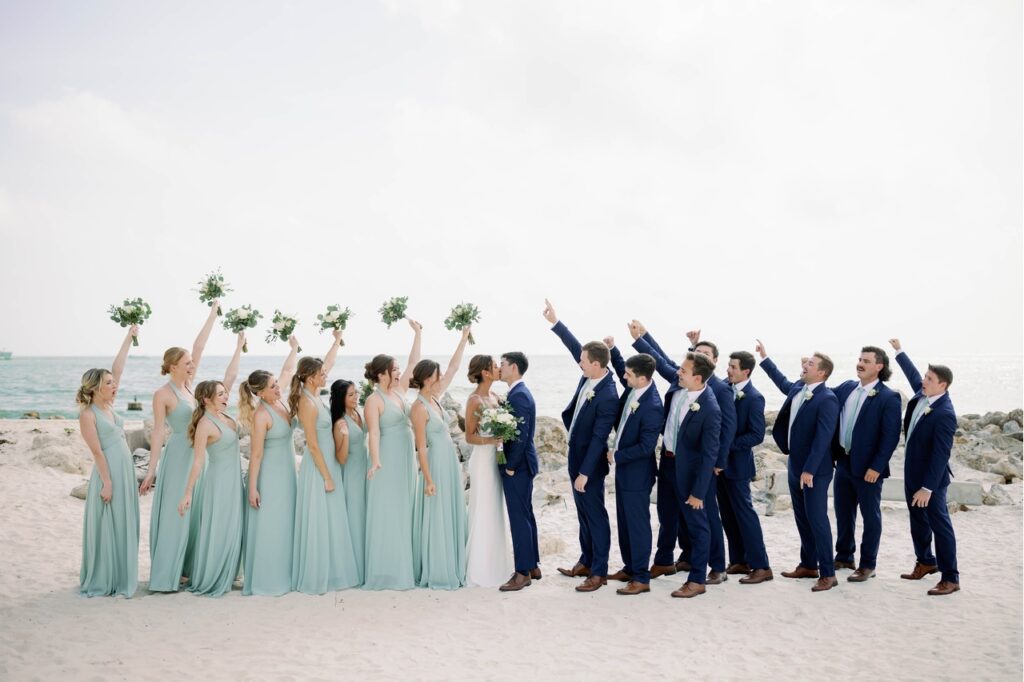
[585,390,595,402]
[689,402,701,413]
[629,401,640,414]
[868,389,878,397]
[803,388,814,401]
[923,406,932,415]
[735,390,745,401]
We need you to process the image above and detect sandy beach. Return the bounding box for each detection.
[0,417,1021,681]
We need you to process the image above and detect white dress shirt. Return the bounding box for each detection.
[613,382,652,451]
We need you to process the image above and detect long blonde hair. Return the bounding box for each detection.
[239,370,273,430]
[188,380,222,445]
[161,347,188,376]
[76,368,110,408]
[288,357,323,419]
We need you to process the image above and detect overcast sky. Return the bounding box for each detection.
[0,0,1020,359]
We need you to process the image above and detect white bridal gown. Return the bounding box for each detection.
[465,439,514,587]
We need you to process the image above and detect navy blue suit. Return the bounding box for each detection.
[501,381,540,574]
[609,346,664,583]
[717,380,771,570]
[760,358,840,577]
[895,352,959,584]
[551,321,619,577]
[673,387,721,584]
[830,379,901,569]
[633,333,735,573]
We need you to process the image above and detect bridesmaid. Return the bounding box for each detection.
[362,318,423,591]
[78,325,141,597]
[239,335,300,596]
[139,302,221,592]
[411,326,472,589]
[176,344,245,597]
[330,379,368,584]
[291,330,361,594]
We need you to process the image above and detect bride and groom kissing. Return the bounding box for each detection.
[464,352,541,592]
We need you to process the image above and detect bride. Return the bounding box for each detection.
[463,355,514,587]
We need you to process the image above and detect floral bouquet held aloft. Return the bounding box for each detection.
[358,380,374,407]
[196,269,232,315]
[379,296,409,328]
[317,305,352,346]
[108,297,152,346]
[266,310,301,352]
[444,302,480,345]
[477,400,523,465]
[223,305,262,352]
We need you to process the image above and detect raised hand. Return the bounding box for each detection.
[288,335,300,351]
[236,331,246,350]
[755,338,767,359]
[461,325,472,342]
[129,324,140,341]
[633,319,647,337]
[686,329,701,346]
[542,299,558,325]
[332,328,343,345]
[407,318,423,334]
[603,336,614,349]
[889,338,902,352]
[627,321,642,340]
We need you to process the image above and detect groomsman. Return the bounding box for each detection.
[631,324,736,584]
[757,341,840,592]
[830,347,902,582]
[605,341,664,595]
[668,352,722,598]
[544,300,619,593]
[890,339,960,596]
[720,351,773,584]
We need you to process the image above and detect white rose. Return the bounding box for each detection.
[273,321,286,331]
[237,309,250,319]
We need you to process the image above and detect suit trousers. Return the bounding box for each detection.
[788,469,835,577]
[571,471,610,576]
[501,468,539,574]
[718,476,769,570]
[833,460,884,569]
[614,478,653,583]
[906,482,959,583]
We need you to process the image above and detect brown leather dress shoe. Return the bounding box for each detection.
[726,562,751,575]
[575,575,608,592]
[670,581,706,598]
[834,560,856,570]
[649,564,678,579]
[607,570,632,582]
[811,576,839,592]
[927,580,961,596]
[530,567,542,580]
[847,568,876,583]
[498,572,532,592]
[739,568,774,584]
[900,562,938,580]
[558,562,590,578]
[705,571,728,585]
[675,560,692,572]
[616,581,651,595]
[781,565,820,579]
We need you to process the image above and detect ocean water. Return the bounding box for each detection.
[0,353,1020,420]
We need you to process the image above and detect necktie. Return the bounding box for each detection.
[664,389,688,452]
[614,389,635,450]
[907,397,929,442]
[842,387,865,451]
[569,379,591,436]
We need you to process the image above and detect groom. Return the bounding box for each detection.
[498,351,541,592]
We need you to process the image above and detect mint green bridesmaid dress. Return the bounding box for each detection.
[188,413,244,597]
[363,388,416,591]
[292,389,360,594]
[341,413,368,584]
[80,405,140,597]
[148,383,200,592]
[411,395,468,590]
[243,401,297,596]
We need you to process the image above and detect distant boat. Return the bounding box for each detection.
[0,349,11,360]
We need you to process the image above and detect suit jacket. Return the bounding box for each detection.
[760,357,839,477]
[609,346,664,492]
[896,352,955,491]
[673,388,722,500]
[726,381,766,481]
[632,332,737,469]
[503,382,538,476]
[551,321,619,479]
[830,379,902,478]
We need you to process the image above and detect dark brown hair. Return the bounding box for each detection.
[694,340,719,360]
[861,346,892,382]
[288,357,324,418]
[812,352,834,379]
[729,351,756,375]
[685,352,715,382]
[364,354,395,384]
[928,364,953,388]
[467,354,494,384]
[625,353,656,380]
[239,370,273,429]
[187,380,222,445]
[581,341,610,368]
[409,359,441,390]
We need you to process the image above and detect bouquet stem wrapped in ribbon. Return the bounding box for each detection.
[266,310,300,352]
[196,269,231,315]
[223,305,262,352]
[316,304,352,346]
[444,302,480,344]
[108,297,152,346]
[477,400,523,465]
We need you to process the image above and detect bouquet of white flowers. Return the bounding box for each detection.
[196,269,231,315]
[477,400,523,465]
[222,305,262,352]
[108,297,152,346]
[358,380,374,407]
[316,304,352,346]
[379,296,409,328]
[266,310,301,352]
[443,302,480,344]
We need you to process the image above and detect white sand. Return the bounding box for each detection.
[0,419,1020,681]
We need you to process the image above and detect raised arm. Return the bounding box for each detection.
[396,319,423,394]
[111,325,138,387]
[756,339,795,395]
[410,401,435,496]
[545,298,583,362]
[608,342,628,389]
[322,329,343,375]
[247,409,271,509]
[79,409,113,504]
[139,389,171,494]
[633,336,679,384]
[438,327,471,394]
[190,301,221,380]
[178,419,213,516]
[890,339,923,393]
[222,333,245,394]
[278,336,300,389]
[364,394,384,479]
